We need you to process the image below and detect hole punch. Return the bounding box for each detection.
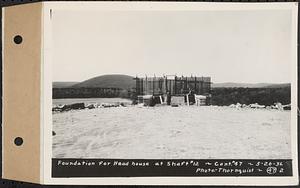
[14,137,23,146]
[13,35,23,44]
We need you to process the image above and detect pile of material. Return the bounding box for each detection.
[170,96,185,106]
[52,102,127,112]
[137,95,165,107]
[228,102,291,110]
[194,95,207,106]
[100,103,125,108]
[52,103,85,112]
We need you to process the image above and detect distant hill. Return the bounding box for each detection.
[72,74,136,89]
[53,82,79,88]
[54,78,290,90]
[264,83,291,88]
[212,82,290,88]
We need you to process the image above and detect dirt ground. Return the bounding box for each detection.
[52,105,291,159]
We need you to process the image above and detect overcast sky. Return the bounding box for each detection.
[52,9,292,83]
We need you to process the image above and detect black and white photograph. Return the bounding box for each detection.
[46,2,298,182]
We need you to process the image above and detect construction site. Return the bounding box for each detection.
[134,75,212,106]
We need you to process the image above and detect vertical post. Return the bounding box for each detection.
[181,76,183,94]
[159,95,163,104]
[165,76,168,93]
[209,77,211,94]
[194,76,197,94]
[174,76,177,95]
[169,80,171,94]
[141,78,144,95]
[135,76,139,96]
[153,76,155,95]
[145,75,148,95]
[186,94,189,106]
[185,76,188,91]
[201,76,204,94]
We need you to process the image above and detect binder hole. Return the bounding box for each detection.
[13,35,23,44]
[14,137,23,146]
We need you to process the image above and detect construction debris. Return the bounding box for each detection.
[228,102,290,110]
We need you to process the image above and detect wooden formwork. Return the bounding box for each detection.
[135,76,211,96]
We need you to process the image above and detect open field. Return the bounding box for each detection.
[52,101,291,159]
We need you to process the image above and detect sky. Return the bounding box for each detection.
[52,9,293,83]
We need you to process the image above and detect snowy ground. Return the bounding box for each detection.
[52,105,291,159]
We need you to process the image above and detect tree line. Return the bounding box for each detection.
[210,87,291,106]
